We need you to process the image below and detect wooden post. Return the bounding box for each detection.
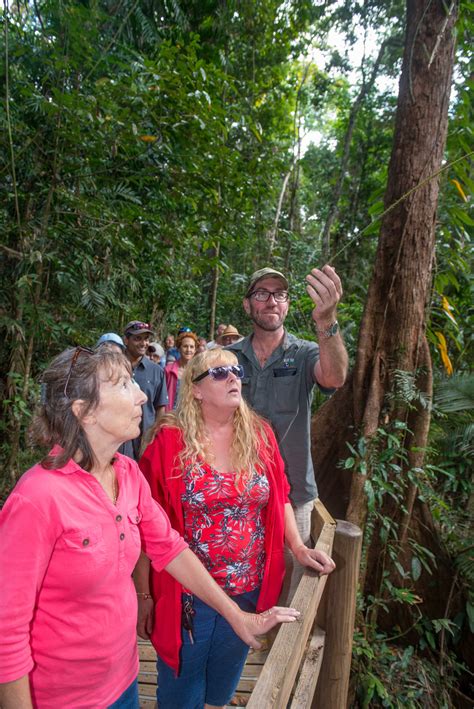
[313,520,362,708]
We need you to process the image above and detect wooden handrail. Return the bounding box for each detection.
[247,502,336,708]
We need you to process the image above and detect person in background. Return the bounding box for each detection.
[0,347,297,709]
[95,332,125,353]
[207,323,227,349]
[227,266,348,602]
[135,348,335,709]
[164,334,180,363]
[147,342,165,367]
[119,321,168,460]
[164,330,199,411]
[197,336,207,353]
[217,324,244,347]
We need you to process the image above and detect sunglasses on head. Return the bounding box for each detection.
[127,322,150,332]
[63,346,94,398]
[192,364,244,383]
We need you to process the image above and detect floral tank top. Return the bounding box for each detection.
[181,461,270,595]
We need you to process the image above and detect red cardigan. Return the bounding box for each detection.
[139,423,290,675]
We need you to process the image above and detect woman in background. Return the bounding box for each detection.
[164,330,199,410]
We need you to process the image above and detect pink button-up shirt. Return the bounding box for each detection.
[0,450,187,708]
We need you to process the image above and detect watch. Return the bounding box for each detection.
[316,321,339,339]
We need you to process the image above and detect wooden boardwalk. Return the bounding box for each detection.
[138,638,269,708]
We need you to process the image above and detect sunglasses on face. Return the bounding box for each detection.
[192,364,244,383]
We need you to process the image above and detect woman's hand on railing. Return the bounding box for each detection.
[294,546,336,575]
[230,606,301,649]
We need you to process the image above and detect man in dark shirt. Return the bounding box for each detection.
[119,320,168,460]
[228,265,348,599]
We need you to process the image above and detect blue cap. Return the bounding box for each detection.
[95,332,125,350]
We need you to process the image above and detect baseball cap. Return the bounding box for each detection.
[245,267,289,296]
[95,332,125,350]
[147,342,165,357]
[124,320,154,336]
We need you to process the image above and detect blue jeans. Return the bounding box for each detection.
[157,588,260,708]
[107,678,139,708]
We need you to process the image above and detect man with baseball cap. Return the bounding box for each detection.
[119,320,168,460]
[227,265,348,600]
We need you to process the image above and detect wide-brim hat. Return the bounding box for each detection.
[217,324,243,343]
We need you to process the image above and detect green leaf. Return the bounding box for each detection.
[466,602,474,633]
[411,556,422,581]
[364,479,375,512]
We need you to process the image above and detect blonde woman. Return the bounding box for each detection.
[136,349,335,709]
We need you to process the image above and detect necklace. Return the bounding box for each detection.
[112,474,119,505]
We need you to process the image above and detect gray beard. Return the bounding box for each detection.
[250,312,285,332]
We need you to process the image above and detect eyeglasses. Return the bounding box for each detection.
[63,346,94,398]
[248,289,289,303]
[192,364,244,383]
[178,326,192,334]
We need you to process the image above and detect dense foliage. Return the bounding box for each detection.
[1,0,472,704]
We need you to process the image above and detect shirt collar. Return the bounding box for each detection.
[48,445,85,475]
[48,445,126,479]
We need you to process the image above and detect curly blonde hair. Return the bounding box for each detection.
[143,349,269,482]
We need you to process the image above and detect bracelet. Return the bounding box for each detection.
[315,321,339,339]
[137,592,152,600]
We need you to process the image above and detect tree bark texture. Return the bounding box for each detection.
[312,0,459,616]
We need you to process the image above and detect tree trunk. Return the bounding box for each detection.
[312,0,459,615]
[208,241,221,341]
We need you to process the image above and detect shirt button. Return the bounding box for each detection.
[116,514,122,522]
[82,538,90,546]
[120,533,125,540]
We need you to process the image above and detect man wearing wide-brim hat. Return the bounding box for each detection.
[217,324,244,347]
[226,265,348,602]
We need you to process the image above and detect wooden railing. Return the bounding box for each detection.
[247,500,362,709]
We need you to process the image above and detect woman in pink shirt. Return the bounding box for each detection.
[0,347,300,709]
[164,330,199,410]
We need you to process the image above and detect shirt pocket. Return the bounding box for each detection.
[127,508,143,548]
[272,369,299,414]
[57,525,106,571]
